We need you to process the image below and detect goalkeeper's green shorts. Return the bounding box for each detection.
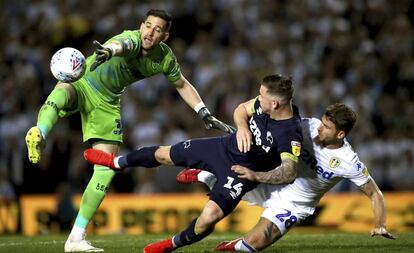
[59,78,123,143]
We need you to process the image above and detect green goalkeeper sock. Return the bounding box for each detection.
[74,165,115,229]
[36,87,69,139]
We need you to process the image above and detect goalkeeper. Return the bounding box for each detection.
[25,9,233,253]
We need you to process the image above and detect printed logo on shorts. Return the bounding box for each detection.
[183,140,191,149]
[329,157,341,169]
[291,141,301,156]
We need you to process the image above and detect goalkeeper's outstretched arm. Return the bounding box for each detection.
[174,75,236,134]
[90,40,123,71]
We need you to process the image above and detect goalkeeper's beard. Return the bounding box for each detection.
[141,45,156,56]
[141,39,157,52]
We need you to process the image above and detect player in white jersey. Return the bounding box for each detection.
[177,103,394,252]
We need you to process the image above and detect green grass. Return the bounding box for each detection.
[0,231,413,253]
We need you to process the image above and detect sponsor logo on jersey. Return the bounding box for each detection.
[301,148,335,180]
[329,157,341,169]
[249,117,271,152]
[256,106,263,115]
[291,141,301,157]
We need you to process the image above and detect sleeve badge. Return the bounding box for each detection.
[363,166,369,177]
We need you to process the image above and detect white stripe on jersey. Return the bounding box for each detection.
[243,117,371,214]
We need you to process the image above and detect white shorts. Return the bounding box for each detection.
[243,184,314,235]
[261,206,311,235]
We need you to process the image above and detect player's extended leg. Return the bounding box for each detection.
[215,217,282,252]
[144,200,225,253]
[65,142,118,253]
[26,83,76,163]
[83,145,173,169]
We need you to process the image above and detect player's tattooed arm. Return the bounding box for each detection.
[254,159,297,184]
[231,159,297,184]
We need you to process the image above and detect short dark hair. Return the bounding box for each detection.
[146,9,172,31]
[261,74,294,103]
[324,103,357,135]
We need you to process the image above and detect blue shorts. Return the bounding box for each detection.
[170,136,258,215]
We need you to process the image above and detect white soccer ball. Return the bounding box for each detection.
[50,47,86,82]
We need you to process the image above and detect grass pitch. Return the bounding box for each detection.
[0,231,413,253]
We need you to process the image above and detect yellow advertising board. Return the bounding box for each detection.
[0,199,19,234]
[19,193,264,236]
[317,193,414,232]
[13,192,414,235]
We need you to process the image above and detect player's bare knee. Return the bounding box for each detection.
[93,143,119,154]
[199,212,221,225]
[155,146,173,165]
[195,215,218,233]
[197,204,224,230]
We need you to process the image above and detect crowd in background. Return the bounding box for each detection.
[1,0,413,201]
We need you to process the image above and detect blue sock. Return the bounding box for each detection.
[118,146,161,168]
[172,218,214,247]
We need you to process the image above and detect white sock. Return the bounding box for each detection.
[113,156,121,169]
[235,239,256,252]
[197,170,217,190]
[68,225,86,242]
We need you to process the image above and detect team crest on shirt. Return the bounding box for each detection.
[291,141,301,156]
[151,61,160,70]
[329,157,341,169]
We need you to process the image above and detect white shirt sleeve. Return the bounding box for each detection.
[343,158,371,187]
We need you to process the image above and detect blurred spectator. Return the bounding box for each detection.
[0,0,413,196]
[0,171,16,201]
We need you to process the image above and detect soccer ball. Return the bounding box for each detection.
[50,47,86,82]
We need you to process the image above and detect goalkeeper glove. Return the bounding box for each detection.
[90,40,113,71]
[198,107,236,134]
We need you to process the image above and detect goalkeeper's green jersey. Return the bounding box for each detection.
[83,30,181,101]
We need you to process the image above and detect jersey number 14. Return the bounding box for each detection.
[224,177,243,199]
